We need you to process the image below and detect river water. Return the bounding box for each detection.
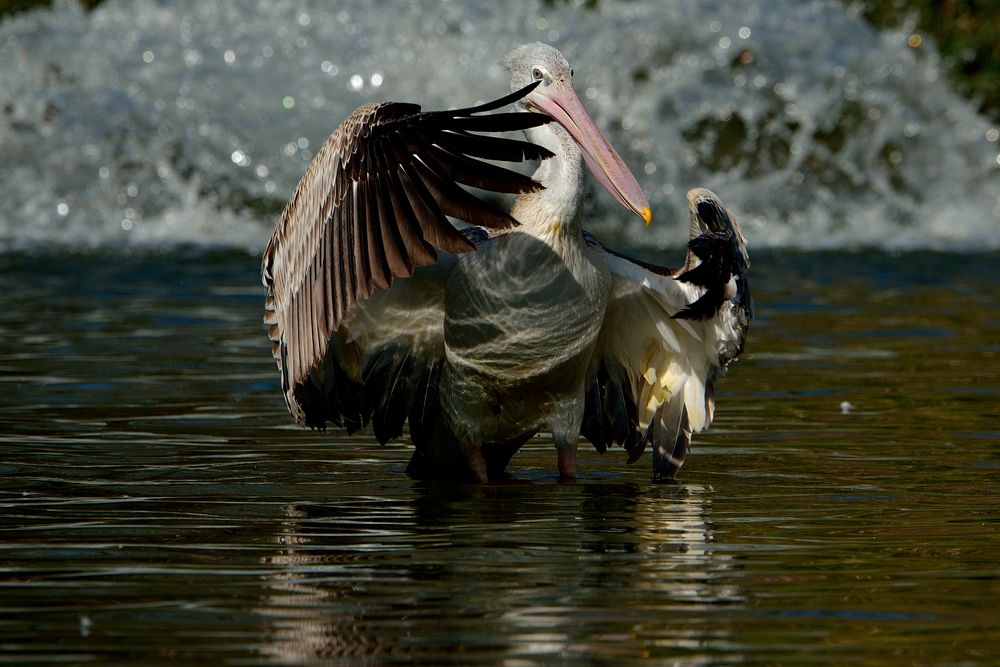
[2,249,997,664]
[2,0,999,663]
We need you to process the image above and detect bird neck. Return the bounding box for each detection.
[511,123,584,242]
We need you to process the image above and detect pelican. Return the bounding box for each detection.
[262,43,752,482]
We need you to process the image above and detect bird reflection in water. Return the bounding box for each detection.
[255,480,742,662]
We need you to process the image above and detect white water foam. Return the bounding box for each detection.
[1,0,998,252]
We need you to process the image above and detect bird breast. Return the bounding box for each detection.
[443,230,610,387]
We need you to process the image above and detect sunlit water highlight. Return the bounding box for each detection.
[1,250,998,664]
[1,0,999,252]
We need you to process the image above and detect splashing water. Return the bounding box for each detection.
[1,0,998,252]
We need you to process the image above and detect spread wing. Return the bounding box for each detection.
[582,188,753,480]
[262,83,553,424]
[288,245,462,442]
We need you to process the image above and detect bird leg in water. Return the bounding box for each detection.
[555,438,577,480]
[460,438,489,484]
[482,434,533,481]
[551,390,586,480]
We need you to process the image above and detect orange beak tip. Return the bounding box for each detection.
[642,207,653,226]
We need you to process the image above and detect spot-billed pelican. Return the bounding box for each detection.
[262,43,752,482]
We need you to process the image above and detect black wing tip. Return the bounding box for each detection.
[522,143,555,161]
[425,80,553,136]
[687,188,728,227]
[384,81,546,123]
[649,397,691,481]
[671,291,724,321]
[581,366,644,459]
[695,199,731,234]
[451,80,545,116]
[675,188,754,321]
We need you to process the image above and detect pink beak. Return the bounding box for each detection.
[527,83,652,225]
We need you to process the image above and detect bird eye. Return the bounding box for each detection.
[532,67,544,81]
[570,68,574,77]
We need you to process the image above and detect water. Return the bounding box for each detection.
[1,0,999,252]
[2,249,998,664]
[2,0,999,663]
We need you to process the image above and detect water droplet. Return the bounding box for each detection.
[986,128,999,142]
[224,50,236,65]
[57,202,69,216]
[297,137,309,150]
[142,50,154,64]
[321,60,338,75]
[718,37,731,49]
[262,45,274,58]
[536,18,548,30]
[121,219,133,231]
[349,74,363,91]
[738,26,751,39]
[371,72,383,88]
[99,167,110,179]
[282,96,295,109]
[298,13,311,26]
[907,33,922,48]
[709,20,721,33]
[643,162,656,175]
[231,149,250,166]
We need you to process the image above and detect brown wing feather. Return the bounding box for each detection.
[262,84,551,423]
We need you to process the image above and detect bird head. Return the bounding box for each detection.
[503,43,652,225]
